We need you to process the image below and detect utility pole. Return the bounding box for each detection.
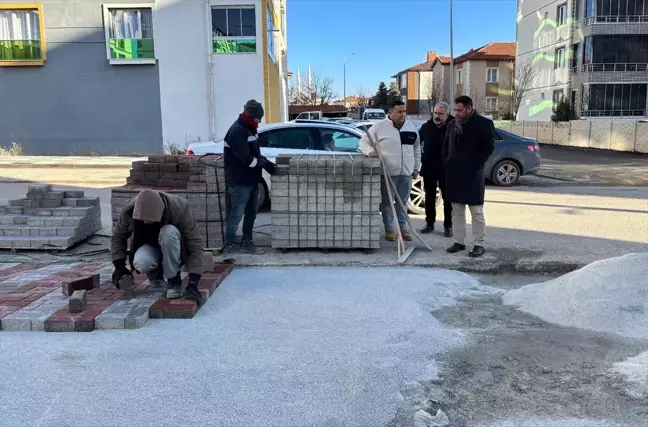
[449,0,455,104]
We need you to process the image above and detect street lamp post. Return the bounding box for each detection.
[343,52,354,107]
[449,0,455,104]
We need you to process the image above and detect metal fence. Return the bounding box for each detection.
[493,120,648,154]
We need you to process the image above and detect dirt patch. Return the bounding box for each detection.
[424,293,648,427]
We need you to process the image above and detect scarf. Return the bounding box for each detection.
[454,109,475,137]
[240,113,259,132]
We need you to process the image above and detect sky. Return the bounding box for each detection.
[286,0,518,99]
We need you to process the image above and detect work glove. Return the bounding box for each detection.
[264,160,278,175]
[185,273,204,307]
[111,259,132,289]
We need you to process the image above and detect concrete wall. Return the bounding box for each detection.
[155,0,211,150]
[0,0,163,155]
[211,0,264,140]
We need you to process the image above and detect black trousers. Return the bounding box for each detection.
[423,175,452,228]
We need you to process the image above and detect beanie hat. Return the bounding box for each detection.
[243,99,264,120]
[133,189,165,223]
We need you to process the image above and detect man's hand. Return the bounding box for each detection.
[412,169,419,179]
[111,260,132,289]
[367,151,378,158]
[264,160,278,175]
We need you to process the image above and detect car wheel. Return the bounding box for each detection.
[257,181,268,212]
[492,160,521,186]
[408,176,440,215]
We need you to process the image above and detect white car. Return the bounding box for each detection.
[362,108,387,122]
[186,121,366,209]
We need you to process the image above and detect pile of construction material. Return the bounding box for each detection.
[111,155,227,250]
[271,154,382,250]
[0,185,102,249]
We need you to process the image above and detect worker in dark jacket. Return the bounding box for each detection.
[418,102,454,237]
[111,189,205,305]
[443,95,495,258]
[223,100,277,260]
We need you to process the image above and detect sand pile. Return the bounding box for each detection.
[503,253,648,340]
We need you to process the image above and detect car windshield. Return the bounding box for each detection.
[365,112,385,119]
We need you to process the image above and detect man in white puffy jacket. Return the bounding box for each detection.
[359,100,421,242]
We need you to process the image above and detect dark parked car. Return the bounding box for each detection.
[409,127,541,215]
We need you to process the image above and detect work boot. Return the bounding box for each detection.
[166,273,183,299]
[185,285,204,307]
[147,268,165,289]
[222,244,236,262]
[385,231,396,242]
[401,230,413,241]
[469,246,486,258]
[420,224,434,234]
[444,228,453,238]
[240,240,264,255]
[446,243,466,254]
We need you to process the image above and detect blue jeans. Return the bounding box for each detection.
[225,185,259,245]
[381,175,412,232]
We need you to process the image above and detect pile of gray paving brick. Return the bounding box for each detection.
[0,185,102,249]
[271,154,383,250]
[111,155,227,249]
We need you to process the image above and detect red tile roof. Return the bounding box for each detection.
[453,42,516,63]
[436,56,451,64]
[392,51,437,77]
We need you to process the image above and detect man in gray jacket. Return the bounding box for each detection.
[359,100,421,242]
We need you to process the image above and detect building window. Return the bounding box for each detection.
[554,47,566,68]
[400,73,407,88]
[212,6,256,54]
[486,68,499,83]
[0,5,46,66]
[457,69,463,84]
[583,83,648,116]
[103,6,154,64]
[266,7,276,62]
[571,43,580,70]
[553,89,564,109]
[557,3,567,26]
[486,97,498,112]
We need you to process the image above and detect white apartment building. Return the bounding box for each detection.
[516,0,648,121]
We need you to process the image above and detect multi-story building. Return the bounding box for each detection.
[391,51,437,115]
[0,0,289,154]
[516,0,648,120]
[428,42,516,118]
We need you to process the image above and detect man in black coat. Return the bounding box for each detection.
[418,102,454,237]
[443,95,495,258]
[222,100,277,260]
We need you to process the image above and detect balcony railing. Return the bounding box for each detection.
[109,38,154,59]
[0,40,42,61]
[581,109,647,117]
[573,15,648,27]
[575,63,648,73]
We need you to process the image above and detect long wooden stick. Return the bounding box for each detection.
[365,132,405,257]
[367,132,434,253]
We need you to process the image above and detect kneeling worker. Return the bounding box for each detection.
[111,189,205,306]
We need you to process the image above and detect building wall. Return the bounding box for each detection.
[156,0,211,149]
[516,0,572,120]
[0,0,163,154]
[211,0,264,140]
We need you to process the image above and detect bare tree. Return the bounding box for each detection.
[354,86,372,109]
[425,78,449,111]
[469,87,487,114]
[503,58,540,118]
[289,72,338,106]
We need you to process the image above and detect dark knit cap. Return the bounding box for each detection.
[243,99,264,120]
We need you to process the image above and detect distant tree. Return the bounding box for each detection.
[373,81,389,110]
[289,72,337,106]
[354,86,372,110]
[551,99,579,122]
[387,81,402,107]
[502,58,540,118]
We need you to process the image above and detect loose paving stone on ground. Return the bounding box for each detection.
[0,260,232,332]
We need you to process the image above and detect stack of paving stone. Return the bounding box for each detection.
[111,155,227,249]
[0,185,102,249]
[271,154,382,250]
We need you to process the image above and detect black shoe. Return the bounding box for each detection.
[222,244,236,262]
[446,243,466,253]
[469,246,485,258]
[420,224,435,234]
[240,240,264,255]
[185,285,204,307]
[444,228,453,238]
